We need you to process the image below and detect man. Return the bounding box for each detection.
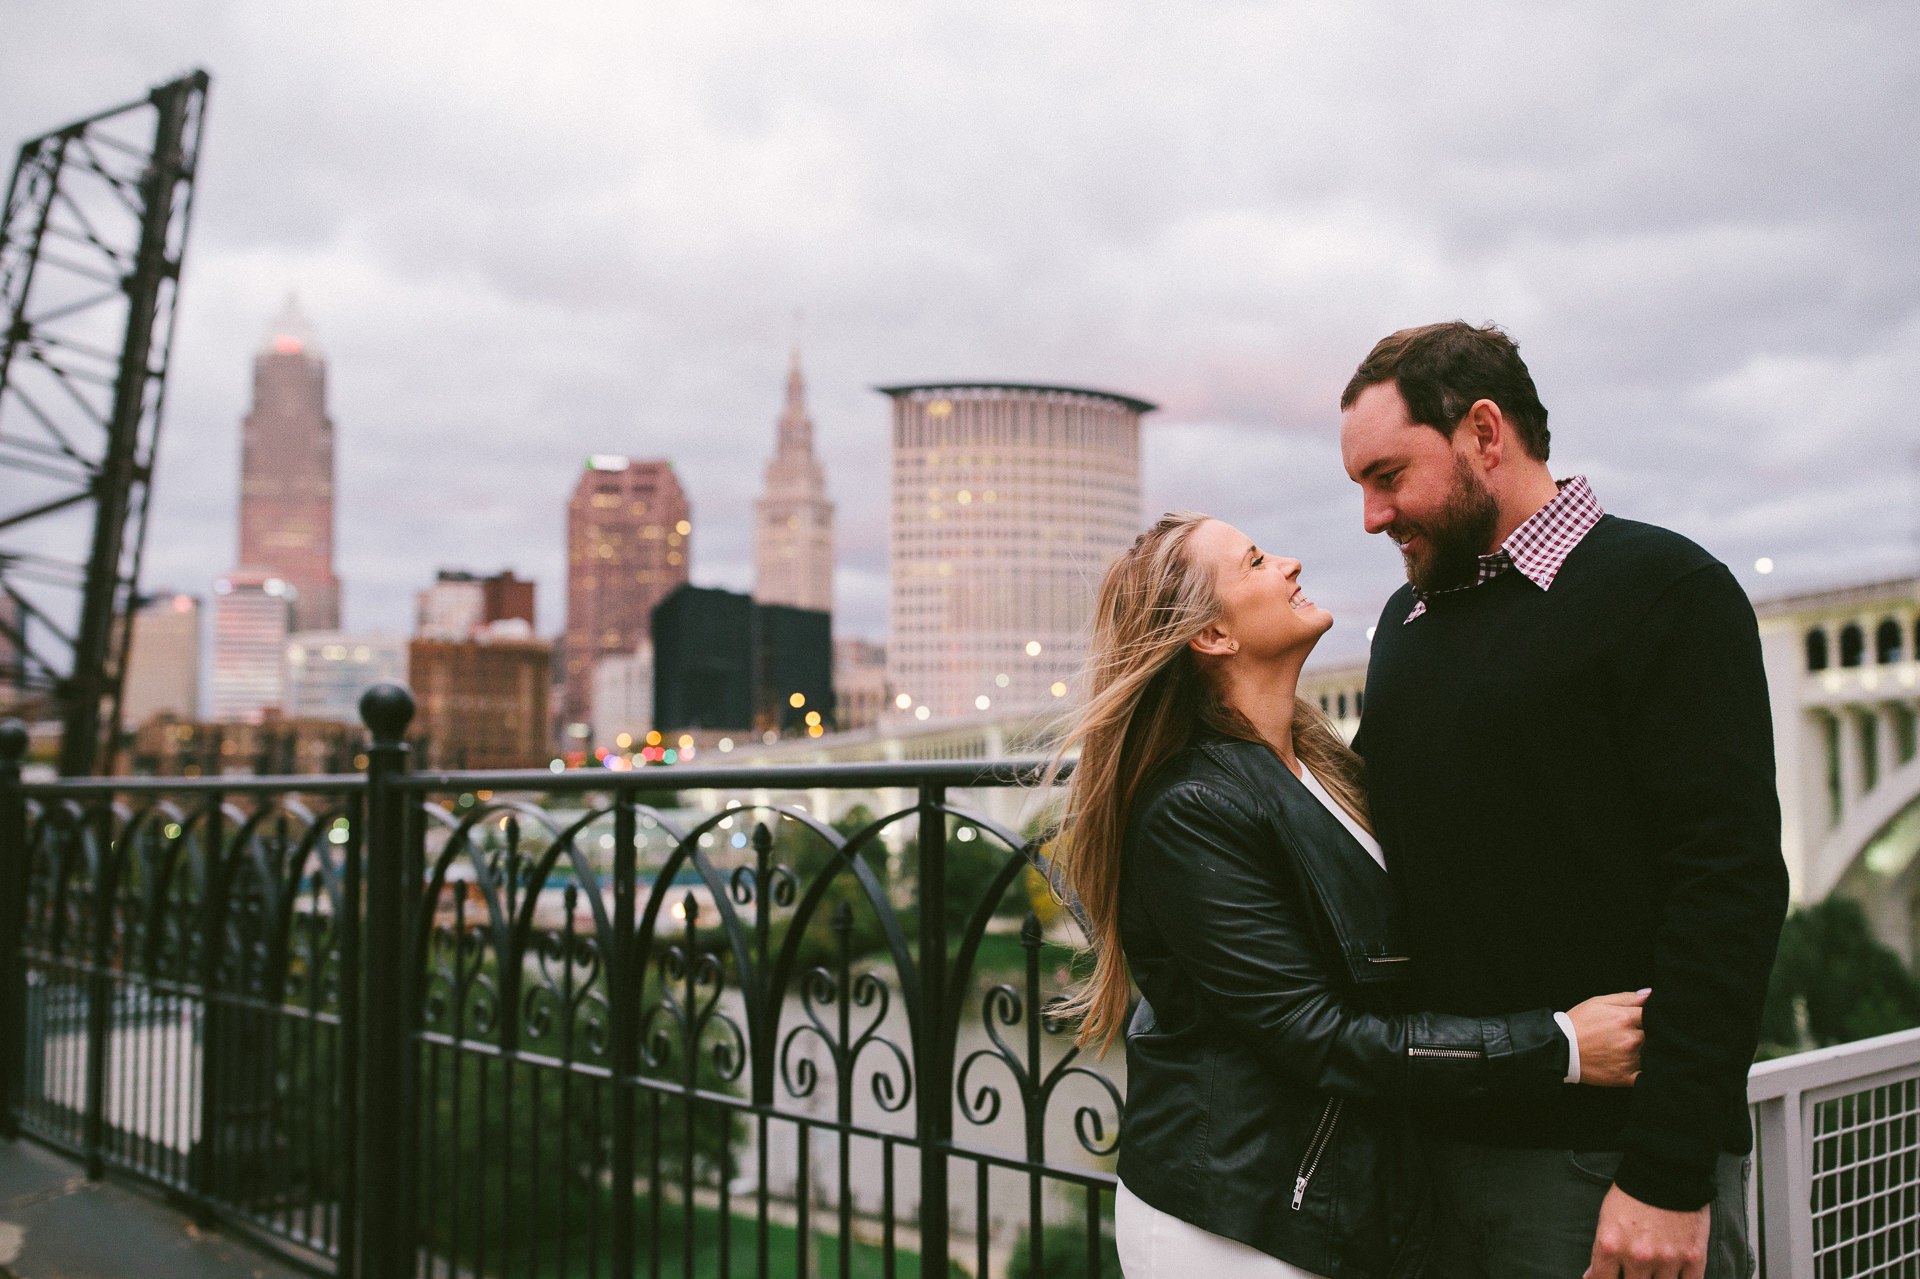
[1339,322,1787,1279]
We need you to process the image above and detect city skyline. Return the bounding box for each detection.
[3,4,1914,669]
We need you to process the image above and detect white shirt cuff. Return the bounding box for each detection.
[1554,1010,1581,1084]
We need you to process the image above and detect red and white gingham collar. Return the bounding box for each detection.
[1404,476,1603,623]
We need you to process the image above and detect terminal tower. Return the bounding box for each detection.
[753,349,834,614]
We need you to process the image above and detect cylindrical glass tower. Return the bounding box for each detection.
[878,381,1153,723]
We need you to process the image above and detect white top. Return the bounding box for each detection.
[1299,765,1386,870]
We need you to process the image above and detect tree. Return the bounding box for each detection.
[1761,896,1920,1055]
[762,809,896,972]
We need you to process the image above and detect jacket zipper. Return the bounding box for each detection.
[1290,1098,1343,1210]
[1407,1046,1484,1061]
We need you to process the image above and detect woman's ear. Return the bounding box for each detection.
[1189,625,1237,658]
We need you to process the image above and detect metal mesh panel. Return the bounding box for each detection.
[1811,1077,1920,1275]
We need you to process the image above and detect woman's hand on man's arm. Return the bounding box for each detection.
[1565,989,1648,1088]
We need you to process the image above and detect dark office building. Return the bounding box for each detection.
[652,586,832,735]
[756,603,834,734]
[653,587,755,732]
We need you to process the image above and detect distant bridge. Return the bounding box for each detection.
[1759,576,1920,955]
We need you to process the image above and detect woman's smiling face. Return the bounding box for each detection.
[1186,518,1333,662]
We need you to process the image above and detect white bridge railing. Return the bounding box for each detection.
[1749,1026,1920,1276]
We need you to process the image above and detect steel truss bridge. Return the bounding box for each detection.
[0,72,209,775]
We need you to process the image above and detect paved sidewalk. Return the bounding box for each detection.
[0,1138,306,1279]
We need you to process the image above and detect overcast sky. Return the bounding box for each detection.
[5,1,1916,666]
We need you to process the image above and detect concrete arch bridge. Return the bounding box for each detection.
[1759,575,1920,957]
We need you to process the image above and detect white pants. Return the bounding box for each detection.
[1115,1181,1329,1279]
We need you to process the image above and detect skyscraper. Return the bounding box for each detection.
[121,593,201,726]
[563,457,690,730]
[754,350,834,613]
[209,570,295,722]
[878,382,1153,722]
[239,297,340,632]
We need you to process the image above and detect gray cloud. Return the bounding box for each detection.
[3,0,1914,655]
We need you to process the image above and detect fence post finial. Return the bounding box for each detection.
[359,684,415,745]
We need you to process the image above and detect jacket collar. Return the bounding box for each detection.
[1192,732,1385,879]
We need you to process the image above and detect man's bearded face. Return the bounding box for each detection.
[1390,451,1500,594]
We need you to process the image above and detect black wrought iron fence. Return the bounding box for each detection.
[0,737,368,1265]
[0,690,1120,1279]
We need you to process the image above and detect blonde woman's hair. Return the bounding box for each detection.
[1045,512,1371,1054]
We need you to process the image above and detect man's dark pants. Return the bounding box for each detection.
[1426,1140,1753,1278]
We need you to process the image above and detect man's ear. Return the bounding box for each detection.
[1190,625,1236,658]
[1459,398,1505,469]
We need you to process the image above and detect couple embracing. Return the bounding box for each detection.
[1052,322,1788,1278]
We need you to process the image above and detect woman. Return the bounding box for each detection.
[1050,513,1646,1278]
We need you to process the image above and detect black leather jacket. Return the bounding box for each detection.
[1116,735,1568,1277]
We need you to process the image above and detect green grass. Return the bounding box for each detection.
[967,931,1086,987]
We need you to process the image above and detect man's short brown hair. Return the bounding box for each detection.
[1341,321,1551,461]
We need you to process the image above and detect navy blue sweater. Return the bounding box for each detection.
[1354,514,1788,1211]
